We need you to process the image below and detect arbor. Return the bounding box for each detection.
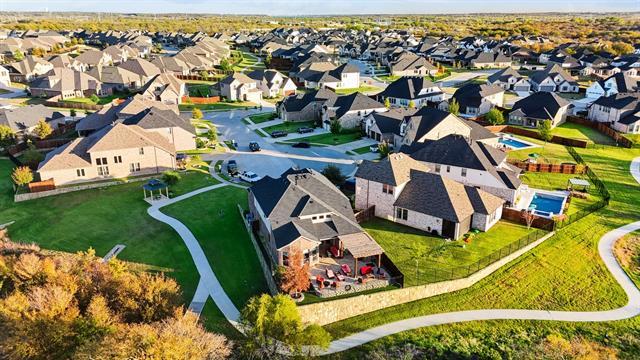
[449,98,460,116]
[321,164,347,186]
[33,119,53,139]
[485,108,505,125]
[240,294,330,357]
[0,125,15,148]
[329,119,342,134]
[11,166,33,187]
[279,247,310,299]
[192,108,203,120]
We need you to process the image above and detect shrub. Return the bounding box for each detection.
[33,120,53,139]
[485,108,505,125]
[192,108,203,120]
[11,166,33,187]
[195,137,206,148]
[22,146,44,169]
[89,94,100,103]
[162,171,181,186]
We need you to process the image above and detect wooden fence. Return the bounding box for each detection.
[486,125,589,148]
[501,207,555,231]
[7,138,73,155]
[507,160,587,174]
[355,206,375,223]
[27,179,55,193]
[566,116,634,148]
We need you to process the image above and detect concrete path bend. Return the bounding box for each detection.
[320,158,640,355]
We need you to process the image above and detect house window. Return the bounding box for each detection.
[461,168,467,177]
[129,163,141,172]
[396,207,408,221]
[435,164,441,173]
[96,157,107,165]
[139,147,145,155]
[446,166,451,173]
[76,169,85,177]
[114,155,122,164]
[97,166,109,176]
[312,216,317,220]
[383,184,394,195]
[282,252,289,266]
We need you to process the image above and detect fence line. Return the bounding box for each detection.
[238,205,279,295]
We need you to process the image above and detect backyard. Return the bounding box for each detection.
[363,218,540,286]
[506,135,576,164]
[550,122,616,145]
[63,91,130,105]
[335,84,383,95]
[0,158,220,302]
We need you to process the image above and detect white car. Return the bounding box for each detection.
[240,171,262,183]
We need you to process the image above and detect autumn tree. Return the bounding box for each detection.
[33,119,53,139]
[384,97,391,108]
[0,125,15,148]
[13,49,24,61]
[279,247,310,299]
[11,166,33,187]
[192,108,203,120]
[449,98,460,116]
[408,100,416,109]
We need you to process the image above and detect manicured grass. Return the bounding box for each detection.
[0,159,220,302]
[162,186,269,309]
[187,83,212,97]
[64,92,129,105]
[623,133,640,147]
[262,120,316,134]
[334,84,383,95]
[0,88,11,95]
[199,298,243,340]
[324,145,640,358]
[179,102,257,111]
[377,74,400,82]
[557,92,586,100]
[506,135,576,164]
[351,145,374,155]
[551,122,616,145]
[287,130,363,146]
[363,219,539,286]
[247,112,277,124]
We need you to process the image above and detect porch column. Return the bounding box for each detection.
[354,256,358,277]
[377,254,381,268]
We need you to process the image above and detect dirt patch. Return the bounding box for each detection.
[614,234,640,274]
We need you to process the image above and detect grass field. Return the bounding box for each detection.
[324,145,640,358]
[351,145,373,155]
[550,122,616,145]
[506,135,576,164]
[64,92,129,105]
[262,120,316,134]
[247,112,277,124]
[161,186,269,309]
[334,84,383,95]
[0,159,219,302]
[287,130,363,146]
[363,219,539,286]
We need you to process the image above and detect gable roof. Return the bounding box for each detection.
[378,76,439,100]
[452,83,504,109]
[329,92,385,119]
[511,92,570,120]
[0,105,65,132]
[122,107,195,134]
[355,152,429,186]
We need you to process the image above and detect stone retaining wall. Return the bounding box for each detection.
[238,204,279,295]
[298,231,555,326]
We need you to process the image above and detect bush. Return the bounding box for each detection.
[11,166,33,187]
[192,108,203,120]
[22,146,44,169]
[485,108,505,125]
[196,137,206,148]
[90,94,100,103]
[162,171,181,186]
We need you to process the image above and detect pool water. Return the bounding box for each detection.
[529,193,566,216]
[499,137,531,149]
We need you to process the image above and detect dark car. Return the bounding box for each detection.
[227,160,238,176]
[270,130,288,138]
[249,142,261,152]
[297,127,314,134]
[291,142,310,148]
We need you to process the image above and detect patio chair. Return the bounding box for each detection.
[326,268,336,279]
[360,265,373,276]
[315,275,324,285]
[329,246,340,258]
[341,264,352,276]
[336,272,345,281]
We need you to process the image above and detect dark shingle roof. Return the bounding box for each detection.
[510,92,570,120]
[378,76,439,100]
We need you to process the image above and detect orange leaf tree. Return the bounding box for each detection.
[279,247,310,298]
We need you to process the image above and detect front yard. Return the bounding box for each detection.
[285,129,363,146]
[362,218,540,287]
[335,84,383,95]
[261,120,316,134]
[179,101,257,111]
[247,112,277,124]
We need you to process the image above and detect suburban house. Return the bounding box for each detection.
[118,58,162,84]
[120,106,196,151]
[469,51,512,68]
[248,168,384,267]
[397,107,477,146]
[0,65,10,86]
[405,134,523,206]
[87,65,142,92]
[277,88,337,122]
[376,76,444,108]
[219,72,262,103]
[37,122,177,186]
[74,49,113,70]
[303,63,360,90]
[29,68,108,99]
[585,73,640,101]
[443,83,504,117]
[529,64,579,93]
[587,92,640,134]
[246,69,297,99]
[8,55,53,82]
[355,153,505,240]
[321,92,387,130]
[388,51,437,77]
[0,104,66,138]
[486,67,531,92]
[138,73,186,105]
[151,56,191,76]
[363,108,413,148]
[508,92,571,128]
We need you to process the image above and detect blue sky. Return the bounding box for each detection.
[1,0,638,15]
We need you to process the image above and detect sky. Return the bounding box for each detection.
[0,0,638,15]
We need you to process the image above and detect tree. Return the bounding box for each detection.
[537,119,553,152]
[33,119,53,139]
[408,100,416,109]
[192,108,203,120]
[279,247,310,299]
[162,171,181,186]
[485,108,505,125]
[240,294,330,357]
[69,108,77,117]
[0,125,15,148]
[329,119,342,135]
[11,166,33,187]
[384,97,391,109]
[611,42,634,56]
[321,164,347,186]
[22,145,44,169]
[199,70,210,81]
[378,141,391,158]
[89,94,100,103]
[206,126,217,142]
[31,47,45,57]
[521,209,536,229]
[13,49,24,61]
[448,98,460,116]
[219,58,232,72]
[265,53,272,68]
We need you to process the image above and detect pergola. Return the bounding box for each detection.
[567,178,591,192]
[339,232,385,273]
[143,179,169,202]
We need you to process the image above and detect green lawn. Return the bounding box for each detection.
[247,112,277,124]
[286,130,363,146]
[551,122,616,145]
[200,298,243,340]
[0,159,219,303]
[161,186,269,309]
[363,219,540,286]
[64,92,129,105]
[324,145,640,358]
[179,102,257,111]
[262,120,316,134]
[351,145,373,155]
[335,84,383,95]
[187,83,213,97]
[623,133,640,147]
[506,136,576,164]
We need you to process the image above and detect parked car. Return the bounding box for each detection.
[249,142,261,152]
[292,142,310,148]
[227,160,238,176]
[240,171,261,183]
[270,130,288,138]
[297,127,314,134]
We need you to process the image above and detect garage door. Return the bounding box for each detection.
[539,85,555,92]
[514,85,530,92]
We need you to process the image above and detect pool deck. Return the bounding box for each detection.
[513,187,570,218]
[497,133,540,151]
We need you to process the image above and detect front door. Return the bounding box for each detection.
[442,219,456,239]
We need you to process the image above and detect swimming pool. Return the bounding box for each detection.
[528,192,567,217]
[499,137,532,149]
